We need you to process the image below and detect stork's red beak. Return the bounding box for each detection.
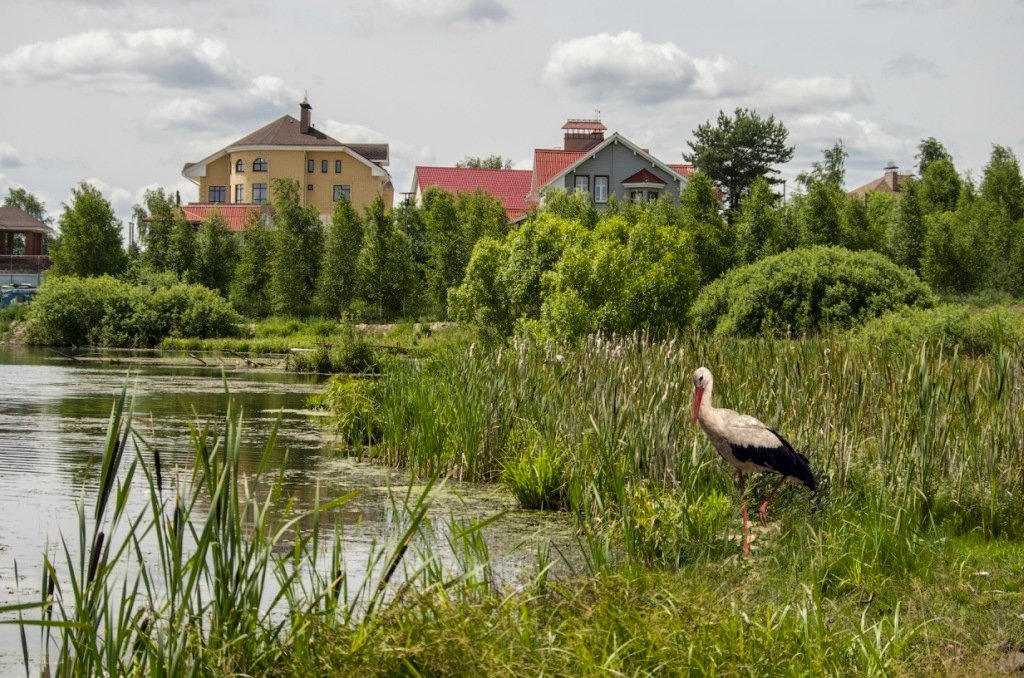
[693,386,704,426]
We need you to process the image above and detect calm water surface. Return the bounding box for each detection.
[0,347,571,674]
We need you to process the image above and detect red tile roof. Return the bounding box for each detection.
[622,168,667,185]
[182,204,267,232]
[667,163,698,179]
[415,166,533,221]
[530,149,586,198]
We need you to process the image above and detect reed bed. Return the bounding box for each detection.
[339,333,1024,548]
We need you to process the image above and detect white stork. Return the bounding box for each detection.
[692,366,816,554]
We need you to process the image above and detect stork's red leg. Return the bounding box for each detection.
[737,469,751,555]
[758,475,789,526]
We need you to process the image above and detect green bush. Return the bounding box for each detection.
[288,324,381,374]
[26,276,241,347]
[854,304,1024,355]
[316,376,383,447]
[690,246,934,337]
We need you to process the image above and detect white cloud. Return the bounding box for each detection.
[789,111,914,158]
[884,54,943,79]
[543,32,868,110]
[0,29,245,89]
[147,76,299,132]
[321,120,389,143]
[0,142,23,169]
[380,0,510,25]
[543,32,700,104]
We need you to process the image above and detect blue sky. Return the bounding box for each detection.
[0,0,1021,228]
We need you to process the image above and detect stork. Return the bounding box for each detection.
[692,367,816,555]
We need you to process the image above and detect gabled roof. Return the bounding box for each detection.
[181,204,267,232]
[622,168,667,186]
[531,132,689,199]
[413,166,533,221]
[0,207,54,234]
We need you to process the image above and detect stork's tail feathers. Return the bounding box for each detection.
[794,452,817,492]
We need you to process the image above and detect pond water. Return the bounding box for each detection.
[0,346,573,674]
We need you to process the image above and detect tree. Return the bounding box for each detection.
[49,183,126,277]
[137,188,183,272]
[3,187,49,223]
[735,177,781,264]
[916,137,952,174]
[456,155,513,170]
[269,178,324,317]
[681,172,734,282]
[194,211,239,296]
[683,108,795,214]
[889,180,925,273]
[919,158,961,215]
[230,211,274,318]
[316,195,364,317]
[796,140,847,189]
[801,181,843,247]
[356,196,420,320]
[979,145,1024,291]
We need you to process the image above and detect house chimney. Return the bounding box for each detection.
[300,97,312,134]
[562,118,606,152]
[884,162,899,191]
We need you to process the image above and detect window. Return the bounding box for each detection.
[235,159,245,173]
[334,159,342,173]
[630,190,645,202]
[333,185,351,201]
[253,183,268,204]
[594,176,609,204]
[208,186,226,203]
[574,175,590,193]
[647,190,660,202]
[235,184,245,203]
[307,159,315,173]
[253,157,267,172]
[321,159,328,173]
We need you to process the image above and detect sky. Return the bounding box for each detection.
[0,0,1021,233]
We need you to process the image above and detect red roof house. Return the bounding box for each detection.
[411,166,534,221]
[180,204,268,232]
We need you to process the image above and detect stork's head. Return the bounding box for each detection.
[692,367,713,425]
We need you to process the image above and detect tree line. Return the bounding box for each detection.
[7,108,1023,328]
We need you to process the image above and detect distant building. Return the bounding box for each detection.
[182,99,393,220]
[0,206,53,285]
[848,163,915,199]
[529,119,690,208]
[410,166,533,221]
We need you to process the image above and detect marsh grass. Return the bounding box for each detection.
[328,332,1024,572]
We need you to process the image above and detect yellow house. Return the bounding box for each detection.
[182,99,393,218]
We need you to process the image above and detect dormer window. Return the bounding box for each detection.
[235,159,245,173]
[253,157,268,172]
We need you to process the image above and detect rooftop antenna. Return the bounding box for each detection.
[594,109,601,121]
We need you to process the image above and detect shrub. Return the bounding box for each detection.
[854,304,1024,355]
[288,324,381,374]
[26,275,131,346]
[317,376,383,447]
[26,276,240,347]
[690,246,934,337]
